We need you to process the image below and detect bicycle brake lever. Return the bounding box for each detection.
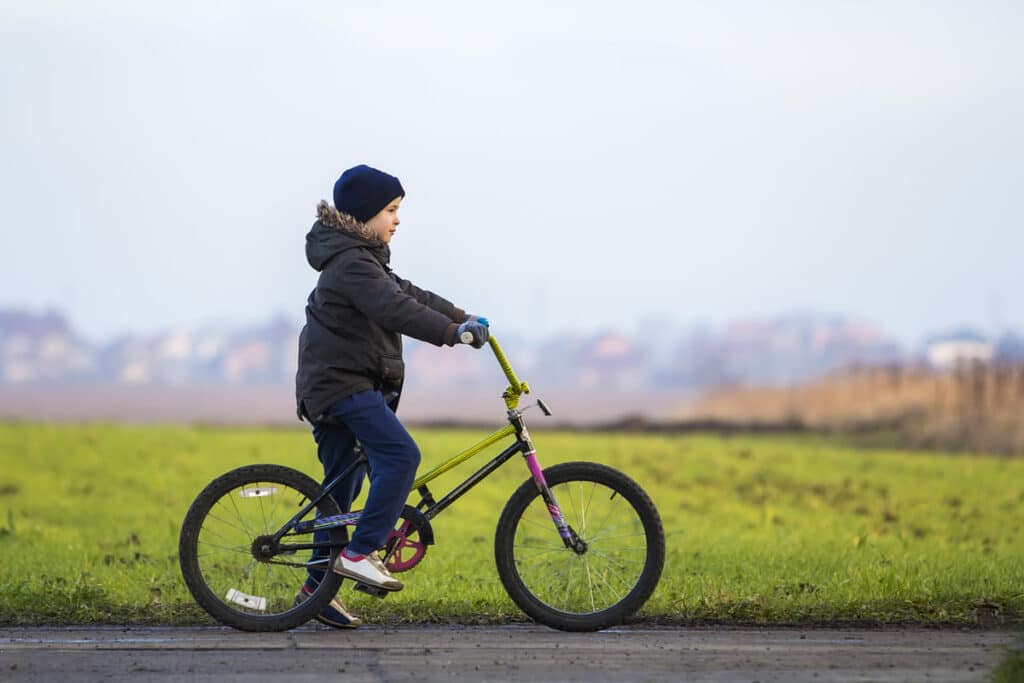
[519,399,553,417]
[537,398,552,417]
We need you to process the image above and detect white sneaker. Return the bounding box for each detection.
[332,550,403,592]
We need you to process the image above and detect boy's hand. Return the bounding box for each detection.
[456,320,490,348]
[464,314,489,327]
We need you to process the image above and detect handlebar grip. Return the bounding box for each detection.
[460,331,475,344]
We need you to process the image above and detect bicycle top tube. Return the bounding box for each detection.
[411,423,516,490]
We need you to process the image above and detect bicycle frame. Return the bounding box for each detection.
[276,336,582,556]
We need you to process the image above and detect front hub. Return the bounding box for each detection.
[567,528,588,555]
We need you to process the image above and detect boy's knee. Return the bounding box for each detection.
[377,434,419,471]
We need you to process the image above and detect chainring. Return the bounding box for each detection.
[384,518,428,572]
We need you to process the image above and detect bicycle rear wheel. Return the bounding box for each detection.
[178,464,345,631]
[494,461,665,631]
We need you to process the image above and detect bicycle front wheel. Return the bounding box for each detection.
[495,461,665,631]
[178,464,345,631]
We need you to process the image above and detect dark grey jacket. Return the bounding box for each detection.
[295,201,464,421]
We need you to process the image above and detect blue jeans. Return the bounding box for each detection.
[308,390,421,583]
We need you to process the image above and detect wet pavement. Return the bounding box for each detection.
[0,624,1018,682]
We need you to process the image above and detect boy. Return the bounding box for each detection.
[294,164,489,628]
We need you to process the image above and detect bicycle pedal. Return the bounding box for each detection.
[353,582,390,599]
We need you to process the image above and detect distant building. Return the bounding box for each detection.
[926,331,995,370]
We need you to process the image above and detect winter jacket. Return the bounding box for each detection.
[295,201,465,422]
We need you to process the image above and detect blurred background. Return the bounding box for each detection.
[2,2,1022,450]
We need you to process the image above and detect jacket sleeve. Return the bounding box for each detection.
[394,273,466,323]
[340,252,460,346]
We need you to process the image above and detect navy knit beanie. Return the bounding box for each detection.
[333,165,405,223]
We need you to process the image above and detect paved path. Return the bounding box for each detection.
[0,625,1018,682]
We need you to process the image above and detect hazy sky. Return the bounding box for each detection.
[2,1,1021,345]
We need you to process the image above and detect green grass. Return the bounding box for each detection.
[0,423,1021,626]
[993,634,1024,683]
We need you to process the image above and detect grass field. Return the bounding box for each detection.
[0,422,1021,626]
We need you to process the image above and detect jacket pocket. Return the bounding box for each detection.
[378,354,405,387]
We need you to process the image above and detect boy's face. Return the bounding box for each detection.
[366,197,402,244]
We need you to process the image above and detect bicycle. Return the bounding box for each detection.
[178,335,665,632]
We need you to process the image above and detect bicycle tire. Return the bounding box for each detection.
[178,464,345,631]
[494,461,665,631]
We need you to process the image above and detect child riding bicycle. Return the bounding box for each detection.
[294,164,490,628]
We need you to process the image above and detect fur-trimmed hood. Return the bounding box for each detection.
[316,200,376,239]
[306,200,388,272]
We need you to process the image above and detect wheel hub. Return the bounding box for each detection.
[563,524,588,554]
[251,535,279,561]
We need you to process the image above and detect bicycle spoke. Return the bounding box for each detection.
[583,556,596,612]
[198,520,247,547]
[589,524,643,540]
[197,539,250,554]
[196,547,249,559]
[519,511,558,532]
[584,516,644,534]
[587,490,625,541]
[589,560,626,604]
[583,479,598,533]
[560,557,578,612]
[257,491,268,535]
[515,541,567,551]
[586,531,648,544]
[560,480,581,530]
[206,508,254,538]
[587,548,644,574]
[580,481,598,536]
[590,545,648,553]
[515,547,567,561]
[265,487,284,533]
[226,490,258,540]
[584,561,613,606]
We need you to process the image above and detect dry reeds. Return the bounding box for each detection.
[684,361,1024,454]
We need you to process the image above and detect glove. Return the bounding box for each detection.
[464,314,489,327]
[456,320,490,348]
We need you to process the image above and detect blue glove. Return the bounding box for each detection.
[464,314,490,327]
[456,320,490,348]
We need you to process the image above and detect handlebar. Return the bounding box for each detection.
[487,335,530,410]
